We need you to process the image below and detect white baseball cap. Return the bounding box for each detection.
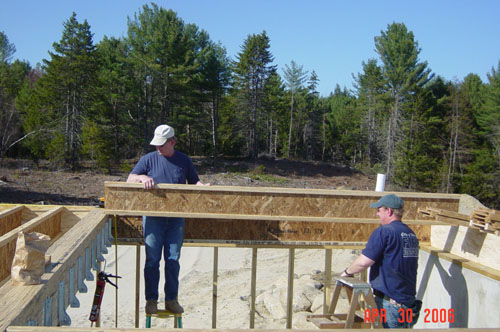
[150,124,174,146]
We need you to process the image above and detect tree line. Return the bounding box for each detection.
[0,3,499,208]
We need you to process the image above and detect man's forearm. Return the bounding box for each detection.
[342,254,375,276]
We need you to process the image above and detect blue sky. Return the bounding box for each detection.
[1,0,500,96]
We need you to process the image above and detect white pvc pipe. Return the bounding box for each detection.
[375,173,386,192]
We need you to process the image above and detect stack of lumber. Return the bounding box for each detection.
[419,206,500,235]
[417,207,470,227]
[470,208,500,232]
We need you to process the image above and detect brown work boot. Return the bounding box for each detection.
[165,299,184,313]
[145,300,158,314]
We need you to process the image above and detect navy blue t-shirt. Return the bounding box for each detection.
[131,150,200,185]
[362,221,419,305]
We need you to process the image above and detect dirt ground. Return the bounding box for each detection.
[0,157,376,205]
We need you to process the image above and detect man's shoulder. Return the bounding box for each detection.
[139,151,158,160]
[379,221,412,234]
[171,150,192,162]
[384,221,417,237]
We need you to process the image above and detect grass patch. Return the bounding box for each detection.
[248,173,289,184]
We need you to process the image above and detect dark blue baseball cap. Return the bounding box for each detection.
[370,194,404,209]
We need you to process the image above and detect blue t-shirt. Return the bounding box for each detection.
[131,150,200,185]
[362,221,419,305]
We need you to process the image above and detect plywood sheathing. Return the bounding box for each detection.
[104,182,460,243]
[0,207,64,283]
[0,209,107,331]
[0,206,24,237]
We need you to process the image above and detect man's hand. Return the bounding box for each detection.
[196,181,211,186]
[127,174,155,189]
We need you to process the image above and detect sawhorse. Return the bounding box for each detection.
[146,310,183,328]
[307,276,381,328]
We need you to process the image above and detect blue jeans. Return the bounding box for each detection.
[375,295,416,329]
[143,216,184,301]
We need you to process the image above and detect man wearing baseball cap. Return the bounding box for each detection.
[127,124,209,315]
[340,194,420,328]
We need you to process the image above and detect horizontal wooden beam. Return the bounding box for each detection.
[104,182,460,220]
[105,181,461,197]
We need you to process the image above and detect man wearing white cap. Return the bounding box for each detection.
[127,124,209,314]
[340,194,421,328]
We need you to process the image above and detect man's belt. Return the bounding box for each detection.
[373,289,403,307]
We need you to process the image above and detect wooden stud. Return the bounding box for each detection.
[135,244,140,329]
[249,247,257,329]
[212,246,218,329]
[323,249,332,314]
[286,248,295,329]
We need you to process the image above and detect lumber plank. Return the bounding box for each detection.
[418,207,470,227]
[0,209,107,330]
[105,181,461,197]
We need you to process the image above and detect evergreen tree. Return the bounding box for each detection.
[374,22,433,180]
[195,41,230,166]
[478,62,500,163]
[261,71,286,157]
[0,31,15,64]
[459,64,500,208]
[85,36,132,171]
[353,59,385,166]
[325,85,359,164]
[232,31,276,159]
[0,33,31,158]
[304,70,323,160]
[126,3,212,154]
[282,60,308,158]
[28,13,98,169]
[393,78,446,191]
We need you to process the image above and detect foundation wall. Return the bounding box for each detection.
[415,250,500,328]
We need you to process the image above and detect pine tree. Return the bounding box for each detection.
[374,22,432,181]
[126,4,212,154]
[353,59,385,166]
[30,12,98,169]
[232,31,276,159]
[0,32,31,158]
[282,60,308,158]
[305,70,322,160]
[196,41,230,166]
